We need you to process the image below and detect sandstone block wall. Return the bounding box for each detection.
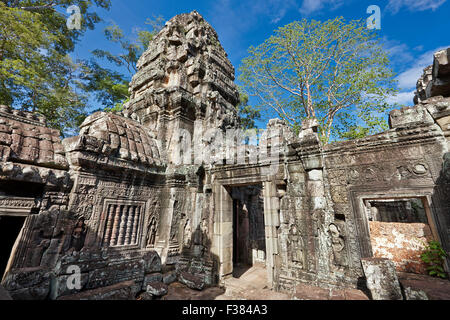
[0,12,449,300]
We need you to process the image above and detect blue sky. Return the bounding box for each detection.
[72,0,450,127]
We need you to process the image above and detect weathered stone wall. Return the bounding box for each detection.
[1,11,449,300]
[0,107,74,299]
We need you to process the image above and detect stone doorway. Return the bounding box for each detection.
[213,178,280,288]
[0,216,26,280]
[0,181,43,280]
[231,185,266,278]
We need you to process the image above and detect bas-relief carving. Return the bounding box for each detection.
[0,197,36,209]
[64,217,87,254]
[329,223,347,269]
[145,198,161,248]
[344,160,433,185]
[288,224,304,268]
[146,216,158,247]
[1,12,450,299]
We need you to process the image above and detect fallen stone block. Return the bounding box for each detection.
[163,271,177,285]
[57,280,138,300]
[142,251,162,274]
[49,272,89,300]
[179,271,206,291]
[146,282,168,297]
[398,272,450,300]
[361,258,403,300]
[2,267,52,300]
[142,273,163,289]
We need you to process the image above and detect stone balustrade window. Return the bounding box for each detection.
[102,204,142,247]
[366,198,428,224]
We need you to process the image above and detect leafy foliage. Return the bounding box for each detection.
[81,16,164,112]
[421,240,448,279]
[239,17,398,143]
[0,0,111,136]
[236,89,261,130]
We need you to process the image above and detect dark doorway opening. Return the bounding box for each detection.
[231,185,266,278]
[0,216,26,279]
[0,181,44,198]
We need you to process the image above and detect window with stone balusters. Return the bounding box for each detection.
[101,203,143,247]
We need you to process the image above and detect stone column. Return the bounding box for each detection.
[212,184,233,279]
[131,206,140,245]
[263,180,280,287]
[124,206,134,245]
[103,204,115,246]
[118,205,128,245]
[110,205,122,246]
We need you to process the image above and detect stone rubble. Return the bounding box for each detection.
[0,11,449,301]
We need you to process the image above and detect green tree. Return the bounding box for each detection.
[81,16,164,112]
[0,0,111,135]
[239,17,398,143]
[236,89,261,130]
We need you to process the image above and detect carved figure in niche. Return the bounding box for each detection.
[329,224,346,266]
[67,217,87,253]
[146,216,157,248]
[193,223,202,245]
[201,218,208,247]
[169,199,180,243]
[288,224,304,267]
[183,219,192,248]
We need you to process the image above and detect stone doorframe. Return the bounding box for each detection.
[0,197,36,281]
[211,175,282,287]
[349,186,443,260]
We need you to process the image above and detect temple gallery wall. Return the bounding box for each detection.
[0,11,449,300]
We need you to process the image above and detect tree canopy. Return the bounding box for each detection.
[0,0,111,136]
[80,16,164,112]
[239,17,398,143]
[236,88,261,130]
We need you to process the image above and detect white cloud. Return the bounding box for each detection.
[250,0,298,24]
[299,0,344,15]
[382,38,415,65]
[386,0,447,13]
[397,66,426,90]
[396,45,450,90]
[386,90,416,106]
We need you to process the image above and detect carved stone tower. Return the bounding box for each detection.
[123,11,240,165]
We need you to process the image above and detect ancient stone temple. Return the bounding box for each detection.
[0,11,449,300]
